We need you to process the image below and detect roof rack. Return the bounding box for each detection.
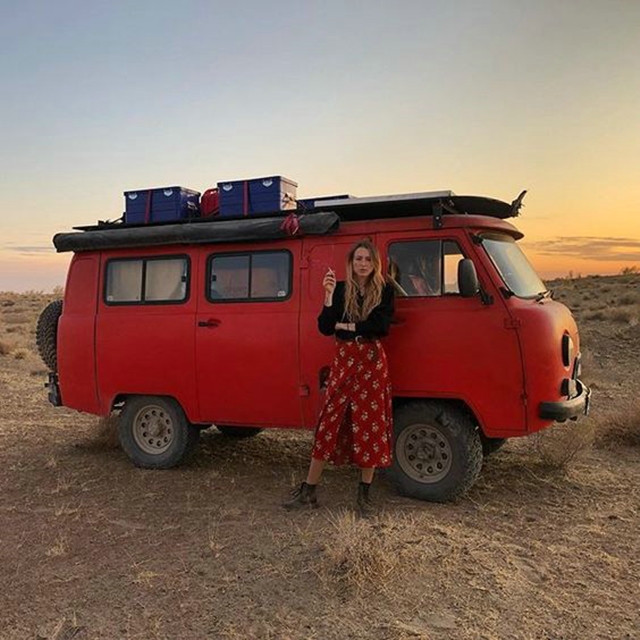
[309,190,525,221]
[55,190,526,253]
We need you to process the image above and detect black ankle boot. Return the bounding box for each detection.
[356,481,374,517]
[283,482,319,510]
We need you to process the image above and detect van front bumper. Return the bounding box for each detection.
[539,379,591,422]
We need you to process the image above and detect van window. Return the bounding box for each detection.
[387,240,464,297]
[481,233,546,298]
[209,251,291,302]
[105,257,189,304]
[443,241,464,294]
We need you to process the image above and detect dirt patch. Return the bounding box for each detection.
[0,279,639,639]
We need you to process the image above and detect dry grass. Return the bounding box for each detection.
[0,339,13,356]
[94,414,120,448]
[45,536,68,557]
[4,325,26,334]
[594,402,640,448]
[35,615,83,640]
[312,511,422,596]
[2,313,31,325]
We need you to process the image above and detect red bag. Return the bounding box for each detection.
[280,212,300,235]
[201,188,219,218]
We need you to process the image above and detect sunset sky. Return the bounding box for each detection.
[1,0,638,292]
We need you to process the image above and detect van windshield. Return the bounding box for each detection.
[481,234,547,298]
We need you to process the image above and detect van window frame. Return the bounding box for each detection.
[103,254,191,306]
[386,238,468,298]
[206,249,293,304]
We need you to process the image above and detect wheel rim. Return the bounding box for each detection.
[132,404,174,455]
[396,422,453,483]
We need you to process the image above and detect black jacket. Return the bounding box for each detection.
[317,281,395,339]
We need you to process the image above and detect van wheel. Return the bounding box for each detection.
[36,299,63,371]
[118,396,199,469]
[390,401,483,502]
[216,426,263,438]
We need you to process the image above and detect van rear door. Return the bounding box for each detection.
[58,254,101,414]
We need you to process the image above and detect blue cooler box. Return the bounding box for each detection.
[124,186,200,224]
[217,176,297,217]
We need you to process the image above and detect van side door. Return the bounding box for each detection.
[299,237,364,428]
[195,241,303,428]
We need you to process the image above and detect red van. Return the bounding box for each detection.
[38,190,590,501]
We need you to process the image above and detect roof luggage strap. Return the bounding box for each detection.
[144,190,153,224]
[432,201,444,229]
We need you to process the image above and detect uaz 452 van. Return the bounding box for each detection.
[37,189,590,501]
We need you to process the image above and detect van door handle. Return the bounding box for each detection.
[198,318,221,328]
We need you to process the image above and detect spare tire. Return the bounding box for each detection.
[36,299,63,371]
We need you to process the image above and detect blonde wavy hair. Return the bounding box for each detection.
[344,239,386,322]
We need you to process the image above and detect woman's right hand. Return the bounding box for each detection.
[323,269,336,295]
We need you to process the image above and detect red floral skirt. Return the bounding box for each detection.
[312,339,393,468]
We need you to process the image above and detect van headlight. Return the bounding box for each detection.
[562,334,575,367]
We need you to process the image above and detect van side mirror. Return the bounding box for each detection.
[458,259,479,297]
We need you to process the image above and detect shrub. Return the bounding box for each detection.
[610,309,634,324]
[531,421,594,472]
[618,294,638,306]
[0,339,13,356]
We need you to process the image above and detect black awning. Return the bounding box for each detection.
[53,212,340,253]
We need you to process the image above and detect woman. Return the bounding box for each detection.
[284,239,395,515]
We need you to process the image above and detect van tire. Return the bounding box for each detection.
[390,401,483,502]
[216,426,263,438]
[118,396,199,469]
[36,299,63,371]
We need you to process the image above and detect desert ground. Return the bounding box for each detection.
[0,274,638,639]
